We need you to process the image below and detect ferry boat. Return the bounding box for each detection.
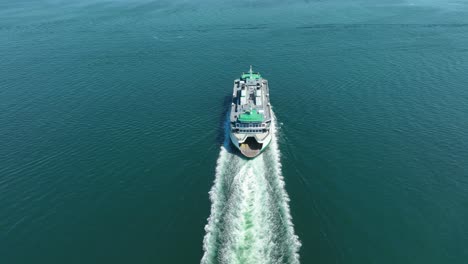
[229,66,273,158]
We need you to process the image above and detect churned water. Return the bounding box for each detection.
[1,0,468,263]
[201,114,300,264]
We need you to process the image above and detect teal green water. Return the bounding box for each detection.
[2,0,468,263]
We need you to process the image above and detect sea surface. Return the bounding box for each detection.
[1,0,468,263]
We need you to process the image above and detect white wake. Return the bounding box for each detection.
[201,114,301,264]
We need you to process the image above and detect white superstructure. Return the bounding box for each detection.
[229,66,273,158]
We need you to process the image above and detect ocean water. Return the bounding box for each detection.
[1,0,468,263]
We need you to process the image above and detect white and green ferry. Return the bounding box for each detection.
[229,66,273,158]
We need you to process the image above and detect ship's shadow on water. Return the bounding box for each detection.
[216,95,232,145]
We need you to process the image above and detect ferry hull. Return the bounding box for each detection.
[229,66,273,159]
[229,130,272,158]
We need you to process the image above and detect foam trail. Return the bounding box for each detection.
[201,112,301,264]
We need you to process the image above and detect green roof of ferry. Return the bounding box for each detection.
[241,66,261,80]
[241,72,261,80]
[238,109,264,122]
